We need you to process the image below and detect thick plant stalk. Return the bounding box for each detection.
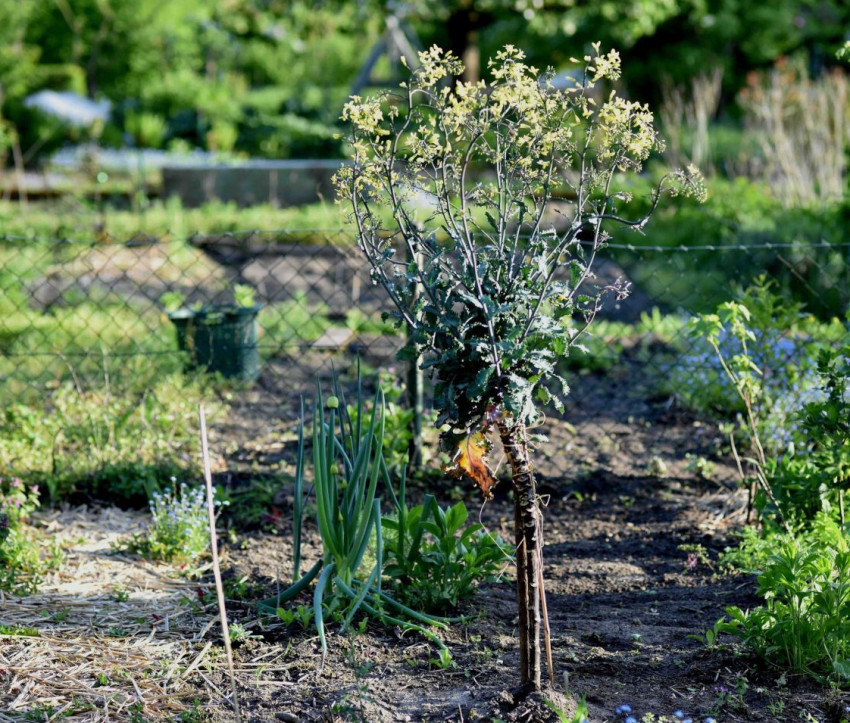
[498,419,543,691]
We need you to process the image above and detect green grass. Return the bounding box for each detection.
[0,374,225,505]
[0,197,359,243]
[259,294,334,353]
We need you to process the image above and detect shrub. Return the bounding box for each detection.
[337,41,704,689]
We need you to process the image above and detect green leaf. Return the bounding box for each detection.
[569,260,584,290]
[833,660,850,679]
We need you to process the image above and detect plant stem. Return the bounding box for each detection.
[497,418,543,690]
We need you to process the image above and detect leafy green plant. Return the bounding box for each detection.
[718,519,850,684]
[687,284,848,529]
[685,454,715,480]
[690,616,735,650]
[160,291,189,314]
[276,604,313,629]
[429,646,455,670]
[233,284,256,309]
[0,522,45,593]
[799,344,850,523]
[161,284,258,314]
[545,694,589,722]
[0,475,39,528]
[688,291,803,530]
[680,278,818,434]
[0,475,57,594]
[337,42,704,688]
[382,474,509,614]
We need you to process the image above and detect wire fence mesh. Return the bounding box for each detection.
[0,229,403,403]
[1,228,847,432]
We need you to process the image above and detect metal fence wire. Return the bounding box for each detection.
[1,230,848,421]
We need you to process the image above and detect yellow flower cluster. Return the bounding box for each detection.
[589,43,622,82]
[595,94,659,170]
[341,95,389,137]
[335,41,704,237]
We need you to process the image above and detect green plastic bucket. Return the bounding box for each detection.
[168,305,263,381]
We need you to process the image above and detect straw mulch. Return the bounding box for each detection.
[0,506,230,721]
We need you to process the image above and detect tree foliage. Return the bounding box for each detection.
[8,0,381,157]
[4,0,848,162]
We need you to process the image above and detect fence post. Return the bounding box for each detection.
[406,239,425,471]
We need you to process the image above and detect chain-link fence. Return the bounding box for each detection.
[0,229,404,403]
[1,230,847,462]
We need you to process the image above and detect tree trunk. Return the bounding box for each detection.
[445,8,491,84]
[498,419,543,691]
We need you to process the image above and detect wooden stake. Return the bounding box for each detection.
[199,405,242,722]
[538,551,555,687]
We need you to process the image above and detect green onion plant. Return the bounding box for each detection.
[259,374,453,662]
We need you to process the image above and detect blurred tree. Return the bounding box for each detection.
[349,0,687,82]
[4,0,848,162]
[352,1,850,102]
[12,0,380,159]
[621,0,850,104]
[0,5,41,102]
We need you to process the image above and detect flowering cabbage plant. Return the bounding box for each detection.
[336,43,704,689]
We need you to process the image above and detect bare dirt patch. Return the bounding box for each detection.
[2,405,847,722]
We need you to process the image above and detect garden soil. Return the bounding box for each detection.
[2,394,848,722]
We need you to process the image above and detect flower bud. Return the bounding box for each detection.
[327,396,339,410]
